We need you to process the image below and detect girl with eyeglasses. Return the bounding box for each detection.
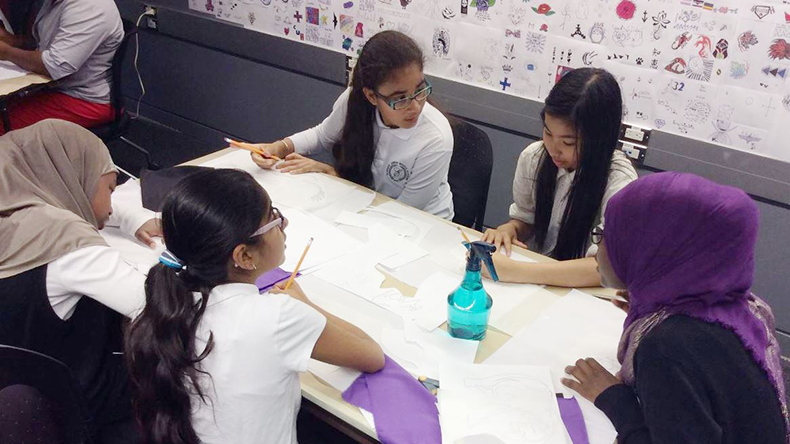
[481,68,637,287]
[125,169,384,444]
[248,30,455,219]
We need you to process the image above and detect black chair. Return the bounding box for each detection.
[91,19,158,170]
[0,345,93,444]
[448,117,493,232]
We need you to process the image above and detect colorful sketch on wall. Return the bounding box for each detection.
[191,0,790,163]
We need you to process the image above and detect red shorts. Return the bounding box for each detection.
[0,90,114,135]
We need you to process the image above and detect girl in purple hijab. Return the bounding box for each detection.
[561,172,789,443]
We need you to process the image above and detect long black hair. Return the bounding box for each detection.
[332,30,424,186]
[125,169,271,444]
[533,68,623,260]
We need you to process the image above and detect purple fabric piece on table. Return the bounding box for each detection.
[605,172,789,441]
[557,397,589,444]
[342,356,441,444]
[255,267,296,292]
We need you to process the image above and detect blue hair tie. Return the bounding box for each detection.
[159,250,186,270]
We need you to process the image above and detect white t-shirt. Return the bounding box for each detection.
[191,283,327,444]
[288,88,455,219]
[509,141,638,257]
[46,179,155,320]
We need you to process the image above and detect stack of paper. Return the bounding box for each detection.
[439,363,567,444]
[485,289,624,443]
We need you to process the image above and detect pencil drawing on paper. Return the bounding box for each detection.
[463,374,560,443]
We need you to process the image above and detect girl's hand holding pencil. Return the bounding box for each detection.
[225,137,293,170]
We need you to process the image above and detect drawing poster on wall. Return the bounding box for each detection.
[192,0,790,163]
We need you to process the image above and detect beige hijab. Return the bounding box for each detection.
[0,119,116,278]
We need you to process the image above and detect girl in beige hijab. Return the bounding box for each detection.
[0,119,153,443]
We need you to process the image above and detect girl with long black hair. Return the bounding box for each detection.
[125,169,384,444]
[481,68,637,287]
[248,30,455,219]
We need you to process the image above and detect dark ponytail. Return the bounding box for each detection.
[125,169,271,444]
[332,30,424,186]
[533,68,623,260]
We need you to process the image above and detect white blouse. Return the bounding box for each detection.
[191,283,326,444]
[46,179,155,320]
[288,88,455,219]
[509,141,638,257]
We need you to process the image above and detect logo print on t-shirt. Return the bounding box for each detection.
[386,162,411,182]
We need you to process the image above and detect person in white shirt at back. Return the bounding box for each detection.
[247,31,455,220]
[125,168,385,444]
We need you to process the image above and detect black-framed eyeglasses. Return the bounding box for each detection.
[591,226,604,245]
[373,79,432,110]
[250,207,286,238]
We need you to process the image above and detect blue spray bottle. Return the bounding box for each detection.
[447,241,498,341]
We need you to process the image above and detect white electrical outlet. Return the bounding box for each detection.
[624,127,645,142]
[621,143,641,160]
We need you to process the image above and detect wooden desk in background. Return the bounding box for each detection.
[185,147,618,443]
[0,71,53,131]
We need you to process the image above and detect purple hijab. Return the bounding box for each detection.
[604,172,788,440]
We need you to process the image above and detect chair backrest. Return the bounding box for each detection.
[0,345,93,444]
[109,19,138,130]
[448,117,493,231]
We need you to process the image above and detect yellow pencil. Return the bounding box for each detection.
[224,137,282,161]
[458,226,471,243]
[284,237,313,290]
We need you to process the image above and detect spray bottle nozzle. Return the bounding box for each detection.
[463,240,499,282]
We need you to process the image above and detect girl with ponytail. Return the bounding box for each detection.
[125,169,384,444]
[247,30,455,219]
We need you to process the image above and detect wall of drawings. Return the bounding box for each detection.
[190,0,790,163]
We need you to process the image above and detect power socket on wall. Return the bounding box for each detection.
[144,5,158,30]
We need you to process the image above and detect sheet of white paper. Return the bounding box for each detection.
[368,224,429,269]
[359,408,376,431]
[485,290,624,444]
[364,200,436,244]
[312,243,395,298]
[485,280,545,334]
[298,274,396,345]
[307,359,360,392]
[202,150,366,216]
[382,324,478,379]
[387,256,449,288]
[439,363,567,444]
[0,60,28,81]
[411,271,460,331]
[335,211,380,229]
[310,186,376,223]
[280,207,361,273]
[405,322,479,370]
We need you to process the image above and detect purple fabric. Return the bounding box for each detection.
[558,397,589,444]
[604,172,788,441]
[255,267,295,292]
[342,356,441,444]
